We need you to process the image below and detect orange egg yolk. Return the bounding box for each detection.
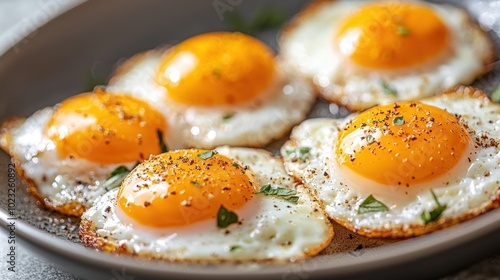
[117,149,255,227]
[334,2,450,69]
[155,32,276,106]
[336,102,470,186]
[45,91,167,164]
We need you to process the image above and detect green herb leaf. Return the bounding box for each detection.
[358,194,389,214]
[284,147,311,162]
[365,134,375,145]
[248,8,286,34]
[226,7,286,35]
[396,25,410,36]
[217,205,239,228]
[491,87,500,103]
[190,180,202,188]
[232,163,240,168]
[222,113,235,121]
[103,162,140,190]
[421,189,447,224]
[381,80,398,96]
[157,130,168,153]
[83,72,106,92]
[110,166,130,178]
[256,184,299,204]
[229,245,242,252]
[197,150,218,160]
[393,116,405,126]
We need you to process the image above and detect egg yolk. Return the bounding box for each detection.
[156,32,276,106]
[336,102,470,186]
[117,149,255,227]
[334,2,450,69]
[45,91,167,164]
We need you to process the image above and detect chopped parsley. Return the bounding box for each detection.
[222,113,235,121]
[491,87,500,103]
[103,162,140,190]
[157,130,168,153]
[197,150,218,160]
[393,116,405,126]
[365,134,375,145]
[190,180,202,187]
[217,205,239,228]
[381,80,398,96]
[396,26,410,36]
[255,184,299,204]
[229,245,242,252]
[421,189,447,224]
[83,71,105,92]
[358,194,389,214]
[226,7,286,35]
[284,146,311,162]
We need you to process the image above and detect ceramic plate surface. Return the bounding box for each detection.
[0,1,499,279]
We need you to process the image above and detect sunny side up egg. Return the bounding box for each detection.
[105,32,316,149]
[281,86,500,238]
[0,91,168,216]
[279,0,495,111]
[79,147,333,262]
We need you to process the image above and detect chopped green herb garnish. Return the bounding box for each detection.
[103,162,140,190]
[230,245,242,252]
[358,194,389,214]
[217,205,239,228]
[110,166,130,178]
[381,80,398,96]
[255,184,299,204]
[222,113,235,121]
[157,130,168,153]
[212,68,221,78]
[284,146,311,162]
[232,163,240,168]
[396,26,410,36]
[393,116,405,126]
[197,150,218,160]
[226,7,286,35]
[83,71,106,92]
[365,134,375,145]
[421,189,447,224]
[491,87,500,103]
[190,180,202,187]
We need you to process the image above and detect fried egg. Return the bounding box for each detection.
[281,86,500,238]
[0,91,168,216]
[279,0,495,111]
[79,147,333,262]
[105,31,316,149]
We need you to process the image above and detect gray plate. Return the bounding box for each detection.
[1,0,500,279]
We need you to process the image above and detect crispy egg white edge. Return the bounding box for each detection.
[80,147,334,262]
[278,0,495,111]
[281,92,500,234]
[105,48,317,149]
[0,107,146,212]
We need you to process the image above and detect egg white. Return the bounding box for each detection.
[80,147,334,262]
[279,0,494,111]
[281,86,500,238]
[0,107,154,215]
[105,48,316,149]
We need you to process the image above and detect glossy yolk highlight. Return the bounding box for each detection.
[336,102,470,186]
[45,91,167,164]
[334,2,450,69]
[117,149,255,227]
[156,32,276,106]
